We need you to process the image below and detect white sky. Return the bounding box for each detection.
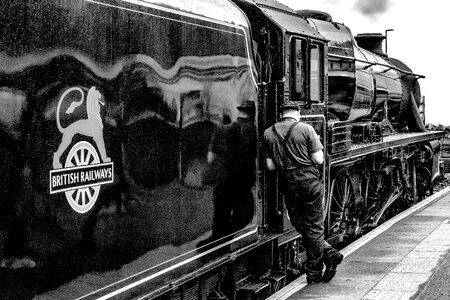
[276,0,449,126]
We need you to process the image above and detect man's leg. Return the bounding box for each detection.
[283,171,324,283]
[300,179,325,283]
[230,187,254,232]
[323,241,343,282]
[211,186,233,239]
[197,186,231,249]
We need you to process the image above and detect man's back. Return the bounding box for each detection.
[210,118,256,185]
[264,119,322,170]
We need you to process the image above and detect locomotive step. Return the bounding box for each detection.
[261,272,287,294]
[236,278,271,300]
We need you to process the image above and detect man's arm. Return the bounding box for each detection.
[207,151,217,164]
[311,149,324,165]
[266,157,276,171]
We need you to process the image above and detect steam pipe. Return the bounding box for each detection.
[328,53,425,78]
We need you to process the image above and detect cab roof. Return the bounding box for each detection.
[235,0,326,40]
[126,0,250,27]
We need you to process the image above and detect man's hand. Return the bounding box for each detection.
[311,150,324,165]
[207,151,217,164]
[266,158,276,171]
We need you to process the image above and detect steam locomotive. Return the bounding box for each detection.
[0,0,444,299]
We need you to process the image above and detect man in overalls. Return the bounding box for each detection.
[264,102,343,284]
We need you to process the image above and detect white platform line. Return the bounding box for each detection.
[267,186,450,300]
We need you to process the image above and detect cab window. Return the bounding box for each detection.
[310,44,323,102]
[291,38,306,102]
[291,39,324,103]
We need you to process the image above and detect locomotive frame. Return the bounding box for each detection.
[0,0,444,299]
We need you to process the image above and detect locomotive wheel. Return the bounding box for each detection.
[363,168,386,210]
[64,141,100,213]
[416,166,432,200]
[363,163,398,224]
[366,172,382,204]
[326,171,356,243]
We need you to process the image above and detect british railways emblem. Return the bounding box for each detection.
[49,86,113,214]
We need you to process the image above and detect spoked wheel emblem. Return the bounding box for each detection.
[64,141,100,213]
[49,86,114,214]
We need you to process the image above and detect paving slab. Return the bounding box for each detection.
[363,289,417,300]
[363,235,425,250]
[350,248,411,263]
[416,207,450,217]
[374,273,431,292]
[336,261,397,281]
[295,279,379,300]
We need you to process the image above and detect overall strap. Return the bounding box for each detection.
[271,122,299,168]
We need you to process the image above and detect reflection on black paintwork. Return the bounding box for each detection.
[0,1,258,298]
[198,98,256,248]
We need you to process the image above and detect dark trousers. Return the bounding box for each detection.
[212,182,254,238]
[282,166,338,278]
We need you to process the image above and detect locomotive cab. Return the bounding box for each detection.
[232,0,328,234]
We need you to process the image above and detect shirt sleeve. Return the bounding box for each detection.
[263,129,274,159]
[308,125,323,154]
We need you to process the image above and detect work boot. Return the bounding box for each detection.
[306,274,322,284]
[305,260,323,284]
[322,252,343,283]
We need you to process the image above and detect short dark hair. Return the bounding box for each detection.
[280,101,300,112]
[237,100,256,113]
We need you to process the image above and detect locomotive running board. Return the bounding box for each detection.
[329,131,444,163]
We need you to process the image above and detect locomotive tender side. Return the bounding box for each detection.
[0,0,444,299]
[1,0,261,298]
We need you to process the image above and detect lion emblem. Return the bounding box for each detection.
[53,86,111,169]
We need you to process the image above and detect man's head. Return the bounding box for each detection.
[237,100,256,119]
[280,101,300,120]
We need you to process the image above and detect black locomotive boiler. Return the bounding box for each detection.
[0,0,444,299]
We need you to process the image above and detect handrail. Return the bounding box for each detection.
[328,53,425,78]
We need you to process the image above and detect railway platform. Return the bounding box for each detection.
[268,186,450,300]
